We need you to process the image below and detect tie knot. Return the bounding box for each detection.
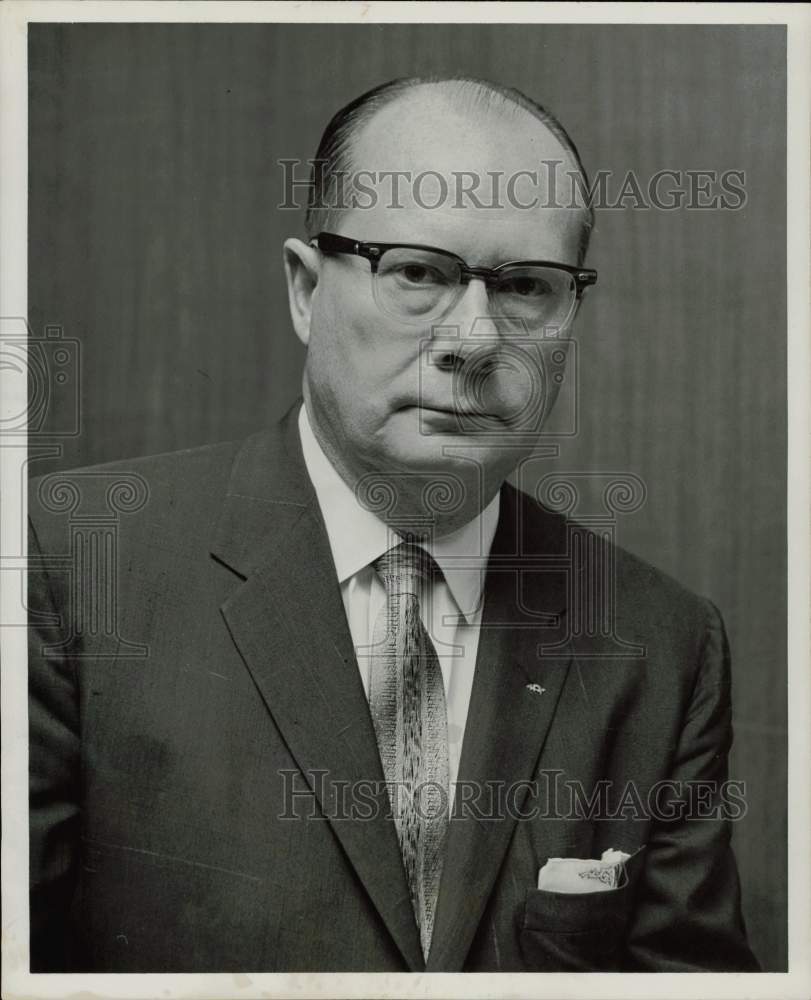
[373,541,437,595]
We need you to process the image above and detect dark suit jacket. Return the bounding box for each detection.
[28,404,759,972]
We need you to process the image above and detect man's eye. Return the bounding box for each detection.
[499,276,552,297]
[396,264,445,285]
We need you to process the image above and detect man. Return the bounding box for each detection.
[28,76,759,972]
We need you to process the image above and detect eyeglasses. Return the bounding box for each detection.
[312,231,597,332]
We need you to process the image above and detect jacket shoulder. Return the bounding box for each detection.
[28,438,243,544]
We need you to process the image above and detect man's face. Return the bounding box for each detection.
[287,91,587,511]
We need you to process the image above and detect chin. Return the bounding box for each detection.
[370,436,463,474]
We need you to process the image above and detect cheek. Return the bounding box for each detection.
[307,290,362,388]
[310,279,377,361]
[308,283,419,393]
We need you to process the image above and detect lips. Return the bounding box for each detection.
[420,405,476,417]
[409,404,502,421]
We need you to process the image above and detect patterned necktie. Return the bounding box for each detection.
[369,541,450,960]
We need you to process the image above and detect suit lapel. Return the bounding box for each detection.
[212,407,424,971]
[426,484,575,971]
[210,411,578,972]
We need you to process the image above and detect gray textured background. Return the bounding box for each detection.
[28,22,786,970]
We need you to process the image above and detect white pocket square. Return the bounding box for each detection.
[537,847,631,893]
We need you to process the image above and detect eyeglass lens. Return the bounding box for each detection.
[373,247,577,330]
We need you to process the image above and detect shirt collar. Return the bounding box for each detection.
[298,403,499,624]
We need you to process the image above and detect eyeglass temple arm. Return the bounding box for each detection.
[312,232,362,255]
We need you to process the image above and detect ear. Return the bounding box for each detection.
[283,238,321,347]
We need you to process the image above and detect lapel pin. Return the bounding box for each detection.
[525,683,547,696]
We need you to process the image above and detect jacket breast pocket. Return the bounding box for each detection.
[519,846,645,971]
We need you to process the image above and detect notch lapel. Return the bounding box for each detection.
[212,408,424,971]
[426,485,575,971]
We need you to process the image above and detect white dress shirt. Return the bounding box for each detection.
[298,403,499,790]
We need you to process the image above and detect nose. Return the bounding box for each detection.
[430,279,500,372]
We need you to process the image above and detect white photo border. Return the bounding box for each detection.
[1,3,808,999]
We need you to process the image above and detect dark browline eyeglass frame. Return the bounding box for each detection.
[311,231,598,296]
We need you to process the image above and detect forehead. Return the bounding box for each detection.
[337,88,586,264]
